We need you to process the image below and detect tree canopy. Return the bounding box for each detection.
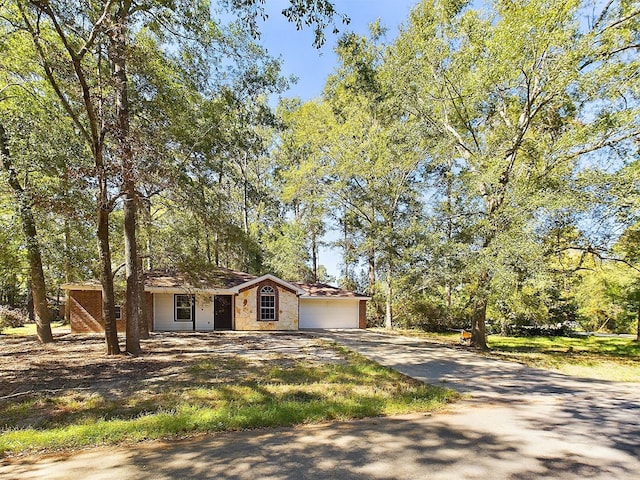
[1,0,639,348]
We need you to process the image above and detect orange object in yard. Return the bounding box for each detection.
[460,330,471,345]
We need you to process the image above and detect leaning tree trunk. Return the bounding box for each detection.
[0,123,53,343]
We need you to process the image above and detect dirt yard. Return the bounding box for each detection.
[0,331,343,403]
[1,330,457,455]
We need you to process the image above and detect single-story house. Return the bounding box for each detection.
[61,268,370,333]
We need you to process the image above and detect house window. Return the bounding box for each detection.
[174,294,194,322]
[259,285,277,321]
[114,306,122,320]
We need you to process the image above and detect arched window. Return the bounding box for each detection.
[259,285,277,321]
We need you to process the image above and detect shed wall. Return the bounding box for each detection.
[69,289,126,333]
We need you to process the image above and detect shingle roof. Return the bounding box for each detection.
[292,282,368,298]
[62,268,256,291]
[63,269,368,298]
[144,268,256,290]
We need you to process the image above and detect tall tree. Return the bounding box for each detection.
[389,0,640,348]
[276,27,425,327]
[12,0,123,353]
[277,99,333,282]
[0,122,53,342]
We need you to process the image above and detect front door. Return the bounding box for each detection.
[194,294,214,331]
[214,295,233,330]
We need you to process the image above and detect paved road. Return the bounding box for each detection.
[2,330,638,479]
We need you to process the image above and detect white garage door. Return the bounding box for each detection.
[299,298,360,329]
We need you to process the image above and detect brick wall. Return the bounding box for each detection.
[359,300,367,329]
[145,291,154,331]
[69,290,126,333]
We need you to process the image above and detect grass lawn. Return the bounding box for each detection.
[373,328,640,382]
[1,321,69,336]
[0,333,457,456]
[487,334,640,382]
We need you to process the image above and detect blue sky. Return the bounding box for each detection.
[258,0,420,102]
[256,1,421,283]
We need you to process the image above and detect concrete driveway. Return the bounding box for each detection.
[317,330,640,477]
[2,330,638,479]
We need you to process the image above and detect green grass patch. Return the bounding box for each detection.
[1,321,69,336]
[0,344,457,456]
[487,334,640,356]
[373,328,640,382]
[371,328,465,346]
[487,335,640,382]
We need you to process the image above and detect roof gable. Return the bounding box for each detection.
[234,274,306,295]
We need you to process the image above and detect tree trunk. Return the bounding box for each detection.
[471,296,489,350]
[205,230,212,264]
[109,2,140,354]
[123,182,140,353]
[445,161,453,311]
[636,302,640,342]
[217,157,226,266]
[242,153,249,235]
[500,320,508,336]
[63,217,72,324]
[385,266,393,330]
[137,200,149,339]
[471,272,490,350]
[97,198,120,355]
[0,123,53,343]
[445,284,452,309]
[26,281,34,322]
[367,249,375,296]
[123,176,140,353]
[311,233,318,282]
[214,230,220,267]
[141,198,153,271]
[64,290,71,325]
[138,256,149,340]
[341,211,352,282]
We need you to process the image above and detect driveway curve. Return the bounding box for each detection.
[317,330,640,477]
[1,330,638,479]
